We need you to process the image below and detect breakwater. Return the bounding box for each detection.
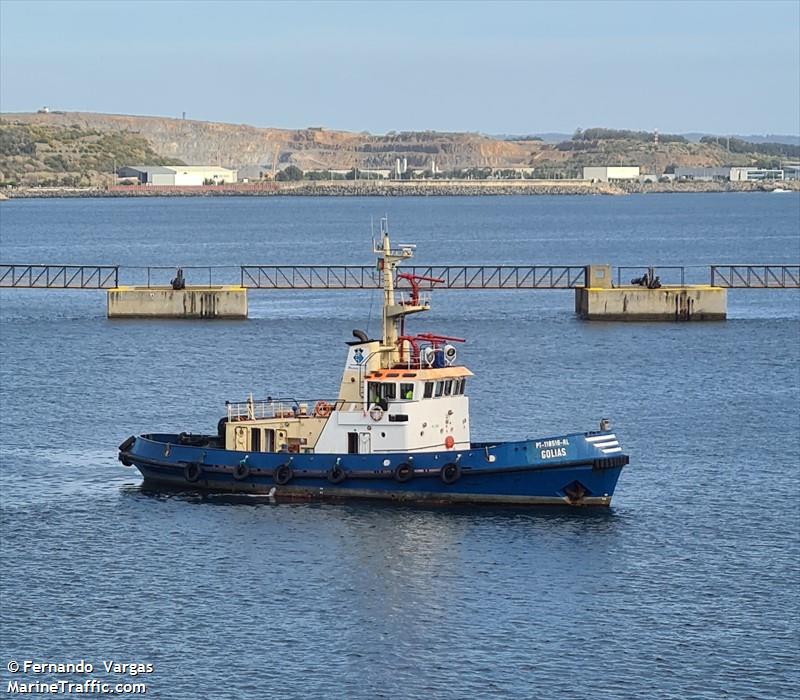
[3,180,620,198]
[1,180,797,199]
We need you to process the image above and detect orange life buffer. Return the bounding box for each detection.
[225,397,342,421]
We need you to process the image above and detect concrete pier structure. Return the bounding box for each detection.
[107,286,248,319]
[575,264,726,321]
[575,285,727,321]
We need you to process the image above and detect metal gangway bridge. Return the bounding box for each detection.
[1,263,799,290]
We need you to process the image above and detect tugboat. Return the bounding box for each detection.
[119,222,629,506]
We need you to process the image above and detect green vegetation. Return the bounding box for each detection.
[0,120,184,186]
[572,128,688,143]
[276,164,304,181]
[699,135,799,159]
[304,170,346,181]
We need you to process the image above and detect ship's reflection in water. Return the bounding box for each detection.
[123,484,629,694]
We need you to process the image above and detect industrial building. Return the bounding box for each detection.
[729,167,783,181]
[784,164,800,180]
[117,165,238,186]
[582,166,640,182]
[674,167,732,181]
[673,166,786,182]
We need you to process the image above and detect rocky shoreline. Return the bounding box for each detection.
[2,179,797,199]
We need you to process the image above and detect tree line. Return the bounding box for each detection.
[699,136,799,158]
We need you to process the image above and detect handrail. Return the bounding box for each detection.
[615,266,688,287]
[0,264,118,289]
[2,263,798,290]
[239,264,588,289]
[710,265,800,288]
[225,397,347,420]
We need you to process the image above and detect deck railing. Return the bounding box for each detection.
[225,397,346,421]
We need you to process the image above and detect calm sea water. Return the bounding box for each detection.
[1,194,799,699]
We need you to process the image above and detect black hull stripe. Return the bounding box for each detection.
[138,473,612,507]
[121,451,627,479]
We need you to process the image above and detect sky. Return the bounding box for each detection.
[1,0,798,136]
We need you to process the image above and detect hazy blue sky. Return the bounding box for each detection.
[1,0,798,135]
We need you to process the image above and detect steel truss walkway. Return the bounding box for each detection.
[1,263,798,290]
[239,265,588,289]
[0,265,118,289]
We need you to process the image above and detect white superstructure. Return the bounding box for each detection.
[223,220,473,455]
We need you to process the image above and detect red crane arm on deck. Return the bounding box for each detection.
[396,272,445,306]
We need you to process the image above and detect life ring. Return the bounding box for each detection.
[393,462,414,483]
[369,404,384,422]
[314,400,332,418]
[327,465,347,484]
[440,462,461,485]
[184,462,202,483]
[233,461,250,480]
[274,463,293,485]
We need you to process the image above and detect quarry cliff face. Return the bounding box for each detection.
[4,112,542,173]
[3,112,758,184]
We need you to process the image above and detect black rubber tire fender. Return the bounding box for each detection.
[326,465,347,484]
[440,462,461,485]
[233,462,250,481]
[274,463,293,485]
[393,462,414,483]
[184,462,202,483]
[118,436,136,452]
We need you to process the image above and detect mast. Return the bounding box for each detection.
[373,219,428,368]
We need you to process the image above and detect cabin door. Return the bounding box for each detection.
[234,425,248,451]
[359,432,371,454]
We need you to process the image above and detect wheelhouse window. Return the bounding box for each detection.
[400,383,414,400]
[459,378,467,394]
[423,382,434,398]
[444,379,453,396]
[381,383,396,400]
[435,381,444,397]
[368,382,380,404]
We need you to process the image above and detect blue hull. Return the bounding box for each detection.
[119,430,628,506]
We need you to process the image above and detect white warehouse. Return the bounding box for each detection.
[583,166,640,182]
[117,165,238,186]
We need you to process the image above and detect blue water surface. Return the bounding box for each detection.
[1,193,798,699]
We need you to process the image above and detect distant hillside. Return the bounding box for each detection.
[1,112,796,186]
[2,112,540,182]
[0,119,184,185]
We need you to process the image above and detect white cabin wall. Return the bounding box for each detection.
[313,395,470,454]
[338,340,381,404]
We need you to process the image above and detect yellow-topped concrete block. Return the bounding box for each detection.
[107,286,248,319]
[575,285,726,321]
